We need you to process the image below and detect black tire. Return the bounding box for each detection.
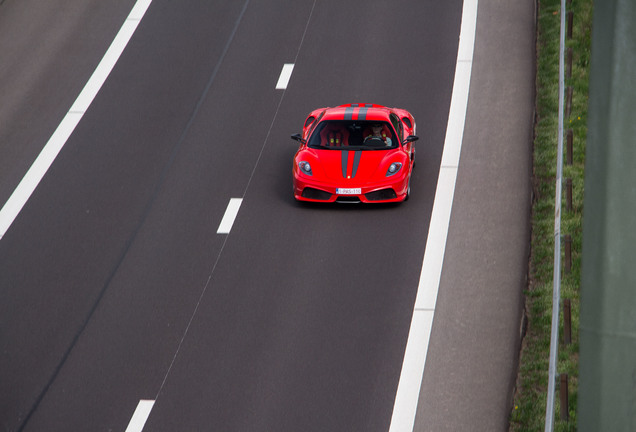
[404,178,411,201]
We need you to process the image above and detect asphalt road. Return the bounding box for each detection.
[0,0,534,431]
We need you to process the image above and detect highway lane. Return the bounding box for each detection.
[141,2,462,430]
[0,0,464,431]
[1,0,266,429]
[0,0,136,209]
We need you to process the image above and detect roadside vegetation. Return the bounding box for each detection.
[510,0,592,430]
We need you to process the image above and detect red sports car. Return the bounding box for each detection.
[291,103,418,203]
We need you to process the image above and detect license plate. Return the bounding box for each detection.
[336,188,361,195]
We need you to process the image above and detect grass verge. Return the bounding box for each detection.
[509,0,592,430]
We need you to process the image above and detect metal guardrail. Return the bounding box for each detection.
[544,0,567,430]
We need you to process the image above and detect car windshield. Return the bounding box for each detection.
[307,120,398,150]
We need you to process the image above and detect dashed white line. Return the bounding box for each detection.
[275,63,295,89]
[388,0,478,431]
[0,0,153,240]
[217,198,243,234]
[125,399,155,432]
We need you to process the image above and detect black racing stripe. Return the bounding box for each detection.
[351,151,362,178]
[358,107,368,120]
[341,150,348,178]
[344,107,354,120]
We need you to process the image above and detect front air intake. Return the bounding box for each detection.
[302,188,332,200]
[365,189,397,201]
[335,196,361,203]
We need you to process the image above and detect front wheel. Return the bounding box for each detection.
[404,177,411,201]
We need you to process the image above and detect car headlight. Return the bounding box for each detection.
[298,161,313,176]
[386,162,402,177]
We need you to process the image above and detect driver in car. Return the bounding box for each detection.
[364,123,392,146]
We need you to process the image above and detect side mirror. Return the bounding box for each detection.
[402,135,419,144]
[291,133,306,144]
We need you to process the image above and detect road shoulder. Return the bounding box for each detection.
[414,0,535,430]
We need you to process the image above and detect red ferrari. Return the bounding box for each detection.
[291,103,418,203]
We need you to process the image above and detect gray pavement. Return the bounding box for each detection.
[414,1,535,431]
[0,0,536,430]
[0,0,135,207]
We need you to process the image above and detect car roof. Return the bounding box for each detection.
[319,104,393,122]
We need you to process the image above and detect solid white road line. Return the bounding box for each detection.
[388,0,478,431]
[125,399,155,432]
[0,0,153,241]
[217,198,243,234]
[275,63,295,89]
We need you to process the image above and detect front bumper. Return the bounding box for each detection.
[293,174,409,203]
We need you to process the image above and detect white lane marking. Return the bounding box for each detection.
[217,198,243,234]
[388,0,478,431]
[275,63,295,89]
[0,0,153,241]
[125,399,155,432]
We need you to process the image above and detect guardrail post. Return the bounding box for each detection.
[566,129,573,165]
[566,178,573,211]
[560,373,570,421]
[563,298,572,345]
[564,235,572,274]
